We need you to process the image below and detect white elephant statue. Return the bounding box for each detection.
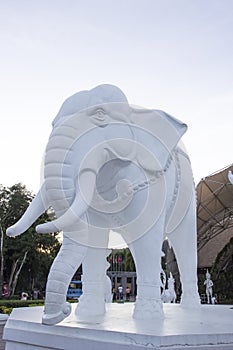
[7,84,200,325]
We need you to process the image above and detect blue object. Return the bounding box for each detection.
[67,280,82,299]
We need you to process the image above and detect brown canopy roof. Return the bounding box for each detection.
[196,164,233,264]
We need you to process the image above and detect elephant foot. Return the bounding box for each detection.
[133,298,164,320]
[42,302,71,325]
[75,296,106,321]
[180,290,201,308]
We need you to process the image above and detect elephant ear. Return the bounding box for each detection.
[129,108,187,172]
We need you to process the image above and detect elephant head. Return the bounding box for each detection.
[6,84,188,243]
[6,84,128,237]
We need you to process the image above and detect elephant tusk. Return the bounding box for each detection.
[6,183,49,237]
[36,170,96,234]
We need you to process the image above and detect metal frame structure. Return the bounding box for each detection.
[197,163,233,252]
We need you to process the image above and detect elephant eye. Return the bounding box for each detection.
[89,108,108,127]
[94,108,106,120]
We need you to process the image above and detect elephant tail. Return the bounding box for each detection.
[6,183,49,237]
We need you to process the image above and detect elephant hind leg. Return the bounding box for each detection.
[42,237,87,325]
[75,228,110,320]
[167,197,200,308]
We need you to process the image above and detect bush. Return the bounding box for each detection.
[0,299,44,312]
[0,306,12,315]
[0,299,78,315]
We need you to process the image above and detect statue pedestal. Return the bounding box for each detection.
[0,314,8,350]
[3,303,233,350]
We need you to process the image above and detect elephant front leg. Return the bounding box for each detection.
[127,224,164,320]
[42,236,87,325]
[75,246,110,320]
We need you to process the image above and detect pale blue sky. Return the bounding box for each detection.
[1,0,233,193]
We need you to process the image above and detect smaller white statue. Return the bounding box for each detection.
[204,270,214,304]
[228,170,233,184]
[161,272,176,303]
[104,275,113,303]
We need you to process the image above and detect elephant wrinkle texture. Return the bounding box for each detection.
[6,84,200,325]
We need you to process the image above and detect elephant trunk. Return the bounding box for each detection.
[42,237,88,325]
[35,110,99,234]
[36,170,96,234]
[6,183,48,237]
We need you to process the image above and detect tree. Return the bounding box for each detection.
[109,248,135,272]
[211,237,233,302]
[0,183,61,297]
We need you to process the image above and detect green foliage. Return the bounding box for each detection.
[211,237,233,301]
[0,183,61,295]
[0,306,12,314]
[0,299,44,308]
[0,299,45,314]
[109,248,135,271]
[0,184,33,226]
[198,274,206,295]
[0,299,77,315]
